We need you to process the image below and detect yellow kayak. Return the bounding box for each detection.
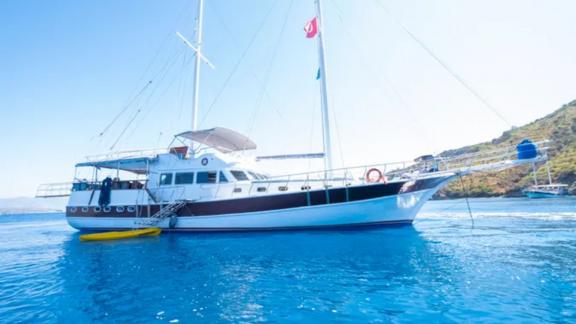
[80,227,162,241]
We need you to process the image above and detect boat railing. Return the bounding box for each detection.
[36,179,147,198]
[234,140,550,198]
[36,182,74,198]
[434,140,549,172]
[38,141,550,201]
[84,148,171,163]
[148,185,187,204]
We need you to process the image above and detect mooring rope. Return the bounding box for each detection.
[458,172,475,227]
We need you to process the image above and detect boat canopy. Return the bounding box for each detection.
[76,157,156,174]
[176,127,257,153]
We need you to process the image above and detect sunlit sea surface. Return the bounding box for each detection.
[1,198,575,323]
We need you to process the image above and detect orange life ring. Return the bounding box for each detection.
[366,168,386,183]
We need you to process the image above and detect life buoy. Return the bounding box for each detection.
[365,168,386,183]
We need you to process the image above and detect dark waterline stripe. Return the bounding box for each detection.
[73,219,414,233]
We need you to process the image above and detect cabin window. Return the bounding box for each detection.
[197,171,217,184]
[231,170,249,181]
[159,173,173,186]
[257,187,267,192]
[248,171,260,180]
[219,171,229,183]
[248,172,268,180]
[175,172,194,185]
[278,186,288,192]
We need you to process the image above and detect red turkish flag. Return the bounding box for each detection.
[304,17,318,38]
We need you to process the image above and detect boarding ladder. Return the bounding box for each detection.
[137,200,188,227]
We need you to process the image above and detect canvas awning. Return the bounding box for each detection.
[75,157,156,174]
[176,127,257,153]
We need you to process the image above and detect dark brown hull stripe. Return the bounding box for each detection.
[67,176,451,218]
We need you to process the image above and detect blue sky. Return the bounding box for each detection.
[1,0,576,197]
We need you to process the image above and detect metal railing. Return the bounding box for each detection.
[37,141,549,201]
[212,140,550,200]
[36,182,73,198]
[84,148,171,163]
[148,185,187,203]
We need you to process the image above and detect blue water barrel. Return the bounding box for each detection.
[516,139,537,159]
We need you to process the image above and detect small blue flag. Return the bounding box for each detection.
[316,68,321,80]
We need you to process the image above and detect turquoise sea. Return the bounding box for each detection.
[1,198,575,323]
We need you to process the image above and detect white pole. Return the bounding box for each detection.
[192,0,205,132]
[314,0,334,178]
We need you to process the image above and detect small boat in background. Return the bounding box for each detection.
[524,157,569,198]
[524,184,569,199]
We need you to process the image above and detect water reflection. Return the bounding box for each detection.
[54,226,460,322]
[2,202,575,323]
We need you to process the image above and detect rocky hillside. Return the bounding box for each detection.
[436,100,576,198]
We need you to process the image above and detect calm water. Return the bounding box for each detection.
[1,198,575,323]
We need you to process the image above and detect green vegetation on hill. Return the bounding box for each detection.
[436,100,576,198]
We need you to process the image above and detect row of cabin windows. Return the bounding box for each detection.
[159,171,232,186]
[159,170,267,186]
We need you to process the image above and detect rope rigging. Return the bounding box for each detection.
[458,173,475,227]
[246,0,294,137]
[123,49,194,146]
[328,0,436,164]
[91,0,195,147]
[93,80,152,141]
[208,1,284,123]
[198,0,281,128]
[109,48,188,150]
[373,0,512,128]
[95,0,514,158]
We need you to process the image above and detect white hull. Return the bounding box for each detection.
[67,186,441,232]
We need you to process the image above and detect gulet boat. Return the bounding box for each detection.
[37,0,548,232]
[523,158,569,198]
[524,184,569,199]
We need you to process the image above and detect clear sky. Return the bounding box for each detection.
[1,0,576,198]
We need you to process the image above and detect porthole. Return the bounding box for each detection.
[94,207,101,212]
[257,187,267,192]
[233,188,242,193]
[70,207,77,213]
[278,186,288,192]
[116,206,125,213]
[127,206,136,213]
[301,185,311,191]
[103,207,111,213]
[81,207,89,213]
